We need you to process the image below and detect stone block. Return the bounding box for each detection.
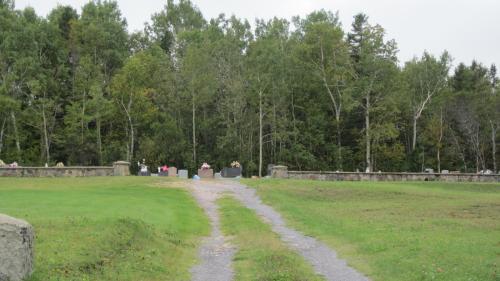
[0,214,34,281]
[271,166,288,178]
[113,161,130,176]
[197,169,214,179]
[168,167,177,177]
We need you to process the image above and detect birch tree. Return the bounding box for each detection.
[402,51,451,152]
[299,11,353,170]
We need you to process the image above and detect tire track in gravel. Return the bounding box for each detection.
[188,181,236,281]
[190,180,370,281]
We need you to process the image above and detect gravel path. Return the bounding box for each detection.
[188,181,236,281]
[189,180,370,281]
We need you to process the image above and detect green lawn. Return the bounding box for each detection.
[243,179,500,281]
[0,177,209,281]
[218,196,324,281]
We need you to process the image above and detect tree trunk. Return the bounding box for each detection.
[421,147,425,172]
[272,102,276,164]
[365,95,372,173]
[121,99,134,163]
[81,90,86,145]
[128,117,134,163]
[0,118,6,156]
[437,147,441,173]
[491,121,497,173]
[10,111,21,155]
[97,117,103,165]
[475,154,479,173]
[259,90,263,178]
[412,116,417,151]
[129,122,134,163]
[42,103,50,164]
[336,113,342,170]
[437,109,444,173]
[192,96,196,166]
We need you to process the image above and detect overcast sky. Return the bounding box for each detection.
[15,0,500,68]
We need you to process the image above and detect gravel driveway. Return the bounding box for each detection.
[188,181,236,281]
[188,179,370,281]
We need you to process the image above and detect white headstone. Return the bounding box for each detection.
[178,170,188,179]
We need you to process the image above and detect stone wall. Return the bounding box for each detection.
[271,167,499,182]
[0,161,130,177]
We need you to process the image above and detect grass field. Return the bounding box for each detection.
[244,179,500,281]
[218,196,323,281]
[0,177,209,281]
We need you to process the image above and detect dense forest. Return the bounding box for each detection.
[0,0,498,176]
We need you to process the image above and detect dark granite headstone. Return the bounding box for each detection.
[222,167,241,178]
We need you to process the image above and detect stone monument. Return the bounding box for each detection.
[0,214,34,281]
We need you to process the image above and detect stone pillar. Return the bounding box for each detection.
[0,214,34,281]
[113,161,130,176]
[271,165,288,178]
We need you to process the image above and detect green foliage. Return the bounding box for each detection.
[0,2,498,174]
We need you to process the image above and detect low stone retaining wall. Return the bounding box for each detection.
[271,167,499,182]
[0,161,130,177]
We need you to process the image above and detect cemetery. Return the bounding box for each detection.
[0,0,499,281]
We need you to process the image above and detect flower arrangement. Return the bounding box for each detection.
[201,162,210,170]
[230,161,241,168]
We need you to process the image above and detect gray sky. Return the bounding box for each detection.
[15,0,500,68]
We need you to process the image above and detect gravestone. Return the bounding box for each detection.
[221,167,241,178]
[168,167,177,177]
[178,170,188,179]
[197,169,214,179]
[0,214,34,281]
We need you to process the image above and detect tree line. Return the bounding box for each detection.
[0,0,498,175]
